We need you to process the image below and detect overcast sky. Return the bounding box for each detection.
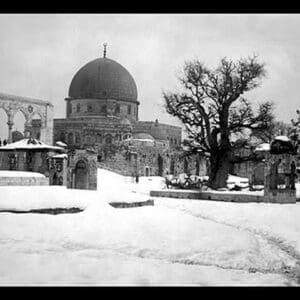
[0,13,300,139]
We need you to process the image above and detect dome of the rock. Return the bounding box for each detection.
[68,57,138,103]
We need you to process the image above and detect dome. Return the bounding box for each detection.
[69,58,138,103]
[133,133,155,140]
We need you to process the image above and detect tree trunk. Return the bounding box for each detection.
[208,149,231,189]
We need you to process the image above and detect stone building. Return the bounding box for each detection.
[263,137,298,203]
[50,49,205,179]
[0,138,66,185]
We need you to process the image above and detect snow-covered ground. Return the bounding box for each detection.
[0,168,299,286]
[0,171,46,178]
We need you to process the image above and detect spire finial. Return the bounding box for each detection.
[103,43,107,58]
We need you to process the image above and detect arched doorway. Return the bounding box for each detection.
[74,160,88,189]
[157,155,163,176]
[145,166,150,177]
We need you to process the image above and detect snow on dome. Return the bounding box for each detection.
[132,138,155,143]
[133,133,155,140]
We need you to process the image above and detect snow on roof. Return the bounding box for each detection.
[133,133,155,140]
[255,143,270,152]
[227,174,249,184]
[0,138,65,151]
[274,135,290,142]
[56,141,67,147]
[123,138,155,143]
[132,139,155,142]
[51,153,68,159]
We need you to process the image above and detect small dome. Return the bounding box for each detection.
[133,133,155,140]
[68,57,138,103]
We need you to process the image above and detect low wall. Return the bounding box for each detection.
[150,189,297,203]
[150,190,264,202]
[109,199,154,208]
[0,176,49,186]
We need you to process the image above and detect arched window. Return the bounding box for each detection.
[105,134,112,144]
[76,103,81,112]
[127,105,131,115]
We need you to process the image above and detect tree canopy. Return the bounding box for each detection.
[163,55,274,188]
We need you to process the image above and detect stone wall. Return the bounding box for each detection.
[97,140,208,178]
[66,98,139,122]
[150,190,264,202]
[53,117,132,148]
[132,120,182,147]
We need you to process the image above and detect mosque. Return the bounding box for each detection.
[48,46,207,182]
[0,45,207,190]
[51,46,181,152]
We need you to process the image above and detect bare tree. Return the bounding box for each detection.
[163,55,273,189]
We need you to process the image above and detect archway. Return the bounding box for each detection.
[105,134,112,144]
[13,111,27,138]
[74,160,88,189]
[0,93,53,145]
[145,166,150,177]
[157,155,163,176]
